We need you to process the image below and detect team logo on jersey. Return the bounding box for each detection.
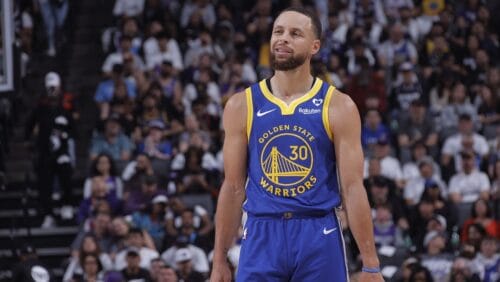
[258,129,317,197]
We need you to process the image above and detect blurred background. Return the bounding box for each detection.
[0,0,498,281]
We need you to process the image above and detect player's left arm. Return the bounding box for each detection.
[329,90,382,277]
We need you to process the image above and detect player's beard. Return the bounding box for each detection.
[270,50,308,71]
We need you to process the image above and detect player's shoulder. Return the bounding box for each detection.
[224,90,248,113]
[328,88,359,113]
[222,90,248,130]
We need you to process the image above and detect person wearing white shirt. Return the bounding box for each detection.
[441,114,489,173]
[114,228,159,270]
[113,0,145,18]
[449,151,491,204]
[402,143,441,181]
[377,23,418,68]
[404,159,446,206]
[161,236,210,274]
[101,36,145,75]
[364,138,404,187]
[470,236,500,281]
[144,31,183,72]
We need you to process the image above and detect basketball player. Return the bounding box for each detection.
[211,7,383,282]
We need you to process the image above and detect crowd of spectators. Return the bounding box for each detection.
[18,0,500,281]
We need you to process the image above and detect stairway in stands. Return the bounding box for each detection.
[0,0,113,280]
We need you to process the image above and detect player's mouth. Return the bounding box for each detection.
[273,46,293,56]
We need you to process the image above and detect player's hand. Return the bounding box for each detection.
[210,260,232,282]
[358,271,384,281]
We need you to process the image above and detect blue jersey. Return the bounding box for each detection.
[243,78,341,215]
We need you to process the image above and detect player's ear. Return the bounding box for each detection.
[311,39,320,55]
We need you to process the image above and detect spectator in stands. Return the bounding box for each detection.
[326,53,348,91]
[83,153,124,199]
[146,31,184,72]
[361,109,390,156]
[419,182,457,232]
[408,264,433,282]
[137,120,172,161]
[149,258,166,282]
[397,100,438,163]
[404,161,446,207]
[25,71,76,228]
[12,244,52,282]
[174,248,206,282]
[347,57,386,115]
[349,0,387,26]
[183,69,221,117]
[420,231,454,281]
[441,113,489,176]
[89,115,134,163]
[156,61,185,122]
[471,236,500,281]
[71,253,105,282]
[71,212,113,254]
[63,234,113,282]
[158,265,179,282]
[449,150,491,204]
[346,39,376,76]
[377,23,418,69]
[134,87,169,129]
[112,0,145,18]
[398,6,419,42]
[37,0,68,56]
[77,177,121,224]
[448,150,491,227]
[122,153,155,192]
[184,30,224,68]
[461,199,499,242]
[165,195,213,244]
[389,62,424,118]
[95,63,137,115]
[176,115,211,154]
[176,208,213,251]
[365,176,408,229]
[121,248,152,281]
[402,142,441,181]
[180,0,216,29]
[114,228,159,270]
[372,204,405,248]
[476,84,499,140]
[109,216,131,255]
[448,256,481,282]
[439,83,478,139]
[161,235,209,275]
[102,81,136,135]
[123,174,166,214]
[102,35,145,76]
[366,137,404,188]
[409,198,439,251]
[463,223,488,256]
[132,194,168,249]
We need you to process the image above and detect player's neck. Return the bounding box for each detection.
[271,65,314,99]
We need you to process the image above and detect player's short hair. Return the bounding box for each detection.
[278,7,322,39]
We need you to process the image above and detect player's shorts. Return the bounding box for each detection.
[236,210,349,282]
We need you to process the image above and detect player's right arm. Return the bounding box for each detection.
[211,91,248,282]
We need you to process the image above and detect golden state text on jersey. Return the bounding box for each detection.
[243,78,342,215]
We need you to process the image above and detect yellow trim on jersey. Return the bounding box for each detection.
[258,78,323,115]
[245,87,253,140]
[322,86,335,141]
